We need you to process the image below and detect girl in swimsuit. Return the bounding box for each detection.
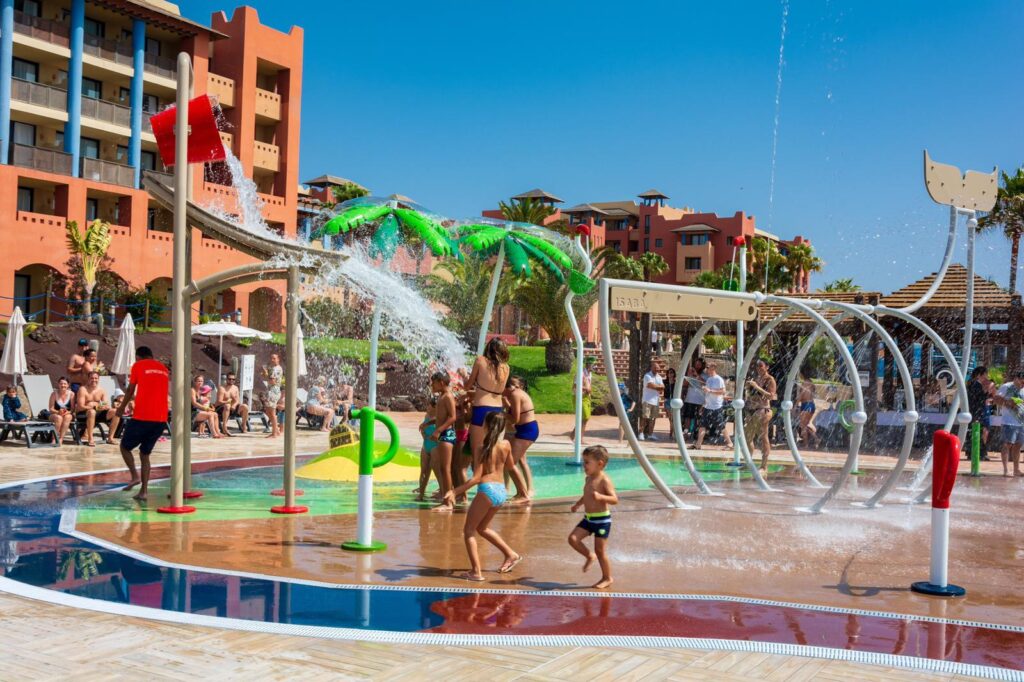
[504,376,537,502]
[444,410,523,581]
[416,393,439,501]
[48,376,75,444]
[464,338,510,468]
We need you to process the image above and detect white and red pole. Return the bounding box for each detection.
[911,430,966,597]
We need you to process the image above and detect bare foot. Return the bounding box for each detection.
[132,492,147,502]
[431,502,453,513]
[593,576,614,589]
[508,495,532,506]
[583,553,596,573]
[123,479,141,491]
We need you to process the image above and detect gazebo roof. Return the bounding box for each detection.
[562,203,610,215]
[880,264,1017,309]
[638,188,669,199]
[511,189,564,203]
[303,174,366,189]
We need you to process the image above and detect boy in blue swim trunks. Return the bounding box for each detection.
[568,445,619,589]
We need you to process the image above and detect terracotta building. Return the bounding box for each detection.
[0,1,301,331]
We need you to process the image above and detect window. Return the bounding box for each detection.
[119,86,130,104]
[644,238,650,250]
[143,94,159,114]
[84,17,105,38]
[116,145,129,163]
[86,198,99,221]
[12,58,39,82]
[141,150,157,171]
[611,242,621,253]
[55,131,64,148]
[146,208,157,230]
[726,236,734,246]
[82,77,101,99]
[685,257,702,270]
[146,37,161,56]
[655,238,663,248]
[11,121,36,146]
[14,0,41,16]
[688,234,709,246]
[14,275,31,312]
[644,214,650,229]
[81,137,100,159]
[17,187,34,212]
[54,70,67,87]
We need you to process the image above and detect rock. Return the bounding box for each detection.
[390,398,415,412]
[592,404,608,416]
[28,327,60,344]
[379,352,398,364]
[46,352,62,364]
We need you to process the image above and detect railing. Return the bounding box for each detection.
[83,33,134,67]
[254,87,281,120]
[12,10,70,47]
[146,169,173,186]
[253,141,280,172]
[219,130,234,149]
[207,72,235,107]
[143,51,176,79]
[10,143,73,176]
[11,78,68,111]
[16,211,66,229]
[81,96,131,128]
[81,157,134,188]
[142,111,153,133]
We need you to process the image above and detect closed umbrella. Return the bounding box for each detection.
[110,313,136,379]
[295,325,308,378]
[191,321,271,385]
[0,307,28,381]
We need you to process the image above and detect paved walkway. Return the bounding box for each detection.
[0,418,998,680]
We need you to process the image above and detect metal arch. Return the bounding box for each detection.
[670,320,718,495]
[598,279,695,509]
[739,297,867,513]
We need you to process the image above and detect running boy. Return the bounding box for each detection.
[568,445,619,589]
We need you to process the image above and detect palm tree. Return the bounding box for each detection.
[747,237,791,293]
[458,221,579,353]
[65,219,111,319]
[513,265,597,373]
[821,278,861,293]
[785,242,823,292]
[422,256,519,346]
[499,197,555,226]
[978,167,1024,292]
[316,199,455,260]
[330,182,370,205]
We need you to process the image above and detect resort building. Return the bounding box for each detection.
[0,1,302,331]
[481,189,813,343]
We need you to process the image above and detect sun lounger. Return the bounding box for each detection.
[2,376,58,448]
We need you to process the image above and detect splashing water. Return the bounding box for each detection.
[311,244,468,372]
[203,147,282,241]
[763,0,789,291]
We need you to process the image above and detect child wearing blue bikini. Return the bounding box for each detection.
[416,394,438,501]
[428,371,458,512]
[444,410,523,581]
[503,376,537,503]
[568,445,619,589]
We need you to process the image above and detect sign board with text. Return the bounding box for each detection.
[609,287,757,321]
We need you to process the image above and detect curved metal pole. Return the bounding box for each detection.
[777,314,830,489]
[566,235,594,465]
[476,241,505,355]
[741,297,866,513]
[729,246,748,467]
[599,279,694,509]
[670,319,717,495]
[898,206,959,314]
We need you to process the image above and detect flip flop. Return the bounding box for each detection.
[499,555,524,574]
[456,571,485,582]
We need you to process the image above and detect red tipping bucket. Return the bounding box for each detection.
[932,429,959,509]
[150,94,226,167]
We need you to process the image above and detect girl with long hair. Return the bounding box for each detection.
[444,410,523,581]
[464,337,510,465]
[504,376,537,502]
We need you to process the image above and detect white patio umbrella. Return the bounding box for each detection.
[191,321,272,385]
[0,307,28,382]
[110,313,136,379]
[295,324,308,378]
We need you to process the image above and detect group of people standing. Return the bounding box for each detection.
[968,366,1024,477]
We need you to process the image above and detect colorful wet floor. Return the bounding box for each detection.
[2,457,1022,679]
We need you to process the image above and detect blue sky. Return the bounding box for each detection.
[181,1,1023,292]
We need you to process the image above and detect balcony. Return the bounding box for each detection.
[145,169,174,187]
[254,88,281,121]
[10,143,73,176]
[12,11,70,48]
[207,72,235,108]
[219,130,234,150]
[81,157,134,188]
[16,210,67,230]
[144,52,176,80]
[83,33,134,68]
[11,78,68,112]
[675,241,714,284]
[252,141,279,172]
[81,96,131,129]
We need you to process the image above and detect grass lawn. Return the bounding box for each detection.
[244,333,405,361]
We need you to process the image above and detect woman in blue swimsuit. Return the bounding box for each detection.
[464,338,510,468]
[444,411,523,581]
[504,376,537,502]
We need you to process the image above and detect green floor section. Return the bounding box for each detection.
[75,454,777,525]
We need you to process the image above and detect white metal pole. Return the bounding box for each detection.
[477,241,505,355]
[728,245,748,467]
[929,507,949,587]
[167,52,191,510]
[367,306,381,410]
[566,235,593,466]
[357,474,373,546]
[283,267,300,508]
